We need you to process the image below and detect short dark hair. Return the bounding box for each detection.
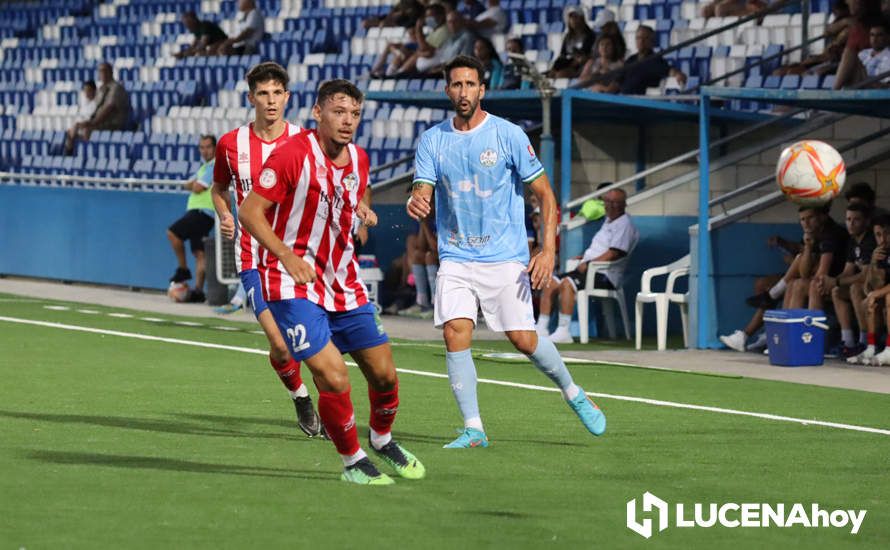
[183,10,197,19]
[83,80,96,90]
[199,134,217,147]
[798,202,832,214]
[844,181,876,205]
[443,55,485,84]
[873,214,890,229]
[316,79,363,106]
[245,61,289,92]
[847,201,871,214]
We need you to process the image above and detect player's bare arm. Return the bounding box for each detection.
[356,188,377,227]
[407,182,433,220]
[211,179,236,239]
[239,191,316,284]
[526,173,557,290]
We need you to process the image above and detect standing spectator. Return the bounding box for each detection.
[465,0,508,40]
[536,188,639,344]
[499,37,526,89]
[214,0,265,55]
[577,34,624,84]
[591,26,686,94]
[473,37,503,88]
[76,80,98,122]
[166,135,217,303]
[362,0,424,30]
[548,6,596,79]
[174,11,228,58]
[64,63,130,154]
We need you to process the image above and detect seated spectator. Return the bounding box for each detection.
[64,63,130,155]
[590,26,686,94]
[214,0,265,56]
[499,37,527,89]
[397,9,474,76]
[464,0,508,40]
[474,37,503,88]
[847,214,890,364]
[390,4,450,75]
[174,11,228,58]
[577,34,624,84]
[548,6,596,79]
[535,188,639,344]
[370,26,419,78]
[701,0,767,18]
[166,135,218,303]
[834,0,885,89]
[786,205,849,310]
[362,0,424,30]
[854,23,890,85]
[826,202,875,357]
[773,0,852,77]
[76,80,98,122]
[597,20,627,61]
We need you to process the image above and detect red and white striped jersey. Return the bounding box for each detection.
[252,129,371,311]
[214,122,302,272]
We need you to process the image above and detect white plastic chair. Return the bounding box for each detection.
[567,256,632,343]
[634,255,690,351]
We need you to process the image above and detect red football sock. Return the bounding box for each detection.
[368,384,399,435]
[318,389,360,456]
[884,334,890,347]
[867,333,876,346]
[269,355,303,392]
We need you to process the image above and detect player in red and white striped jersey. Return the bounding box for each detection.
[239,79,425,485]
[210,62,322,438]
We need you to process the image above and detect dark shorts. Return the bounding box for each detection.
[239,269,268,318]
[267,300,388,361]
[555,269,615,291]
[169,210,214,253]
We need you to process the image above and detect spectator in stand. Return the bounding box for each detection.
[382,235,418,315]
[391,3,450,75]
[464,0,508,40]
[64,63,130,155]
[166,135,217,303]
[577,34,624,84]
[474,37,503,88]
[174,11,228,58]
[370,26,420,78]
[773,0,853,77]
[849,22,890,86]
[591,8,616,32]
[214,0,265,56]
[397,9,474,76]
[847,214,890,365]
[459,0,486,19]
[597,21,627,61]
[834,0,885,88]
[701,0,767,18]
[76,80,98,122]
[548,6,596,79]
[499,37,526,89]
[590,26,686,94]
[362,0,425,30]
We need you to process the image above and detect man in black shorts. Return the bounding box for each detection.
[166,135,217,302]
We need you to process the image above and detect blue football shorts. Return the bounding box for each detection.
[267,299,389,361]
[239,269,269,319]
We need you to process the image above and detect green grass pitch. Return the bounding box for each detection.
[1,294,889,549]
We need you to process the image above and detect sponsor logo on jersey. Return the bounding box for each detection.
[479,148,498,167]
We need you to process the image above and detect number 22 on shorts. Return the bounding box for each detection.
[286,324,311,352]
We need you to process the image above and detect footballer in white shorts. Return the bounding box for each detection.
[434,260,537,332]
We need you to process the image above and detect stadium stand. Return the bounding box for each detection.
[0,0,844,184]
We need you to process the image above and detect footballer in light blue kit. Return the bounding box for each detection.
[407,55,607,449]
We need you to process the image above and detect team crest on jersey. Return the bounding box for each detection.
[258,168,277,189]
[479,148,498,167]
[342,173,358,192]
[527,145,536,158]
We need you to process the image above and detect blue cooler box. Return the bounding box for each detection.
[763,309,828,366]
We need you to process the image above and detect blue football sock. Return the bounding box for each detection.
[528,336,580,400]
[446,349,483,431]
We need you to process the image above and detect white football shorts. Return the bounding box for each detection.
[434,260,537,332]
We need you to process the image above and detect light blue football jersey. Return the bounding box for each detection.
[413,113,545,264]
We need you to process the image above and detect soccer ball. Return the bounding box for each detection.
[167,282,189,302]
[775,140,846,206]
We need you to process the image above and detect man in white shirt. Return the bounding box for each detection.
[465,0,508,39]
[858,23,890,83]
[76,80,98,121]
[536,188,639,343]
[214,0,265,55]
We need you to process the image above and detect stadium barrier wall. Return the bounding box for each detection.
[0,184,797,338]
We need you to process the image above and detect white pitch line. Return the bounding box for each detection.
[174,321,204,327]
[108,313,134,318]
[76,309,99,314]
[43,305,70,311]
[140,317,166,323]
[2,315,889,437]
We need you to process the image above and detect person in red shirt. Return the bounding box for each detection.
[210,62,322,438]
[238,80,425,486]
